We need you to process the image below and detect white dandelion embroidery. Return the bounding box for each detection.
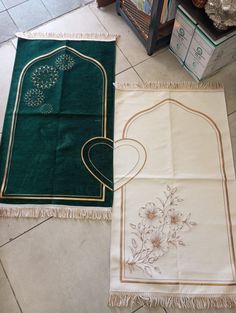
[55,54,75,71]
[31,65,59,89]
[40,103,53,114]
[24,89,45,107]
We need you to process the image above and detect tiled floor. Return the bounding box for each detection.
[0,2,236,313]
[0,0,92,43]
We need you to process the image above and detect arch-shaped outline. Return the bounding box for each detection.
[120,98,236,285]
[1,46,108,201]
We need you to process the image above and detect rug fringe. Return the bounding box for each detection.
[114,81,224,90]
[0,206,111,221]
[16,32,119,41]
[108,293,236,309]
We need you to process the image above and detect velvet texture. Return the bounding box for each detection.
[0,38,116,207]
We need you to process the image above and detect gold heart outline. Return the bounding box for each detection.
[81,137,147,191]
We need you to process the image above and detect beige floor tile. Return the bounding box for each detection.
[0,218,48,247]
[0,42,15,133]
[11,37,17,48]
[33,5,106,33]
[0,219,131,313]
[229,111,236,169]
[116,67,142,83]
[89,3,149,66]
[208,61,236,115]
[0,261,21,313]
[134,49,193,82]
[116,47,131,75]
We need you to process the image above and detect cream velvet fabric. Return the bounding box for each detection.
[109,83,236,309]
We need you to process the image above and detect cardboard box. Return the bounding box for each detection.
[185,26,236,80]
[170,5,236,80]
[169,6,197,63]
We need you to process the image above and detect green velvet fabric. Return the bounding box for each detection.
[0,38,116,207]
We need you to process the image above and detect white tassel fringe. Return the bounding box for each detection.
[0,205,111,221]
[114,81,224,90]
[16,32,119,41]
[109,293,236,309]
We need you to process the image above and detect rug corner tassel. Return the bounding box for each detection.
[114,81,224,90]
[108,293,236,309]
[16,31,119,41]
[0,206,112,221]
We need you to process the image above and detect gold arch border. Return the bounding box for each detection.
[120,98,236,285]
[1,46,108,201]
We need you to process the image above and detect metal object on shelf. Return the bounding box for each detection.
[205,0,236,30]
[192,0,207,8]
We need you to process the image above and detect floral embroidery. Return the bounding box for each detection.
[31,65,59,89]
[127,185,197,277]
[24,88,45,107]
[40,103,53,114]
[55,54,75,71]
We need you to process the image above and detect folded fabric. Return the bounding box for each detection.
[0,33,116,220]
[109,82,236,309]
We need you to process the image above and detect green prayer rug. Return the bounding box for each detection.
[0,33,116,220]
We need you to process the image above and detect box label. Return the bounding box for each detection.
[170,8,196,62]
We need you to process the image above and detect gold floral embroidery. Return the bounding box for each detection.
[55,54,75,71]
[127,185,197,277]
[31,65,59,89]
[40,103,53,114]
[24,88,45,107]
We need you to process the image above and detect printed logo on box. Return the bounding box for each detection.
[178,28,185,37]
[195,46,203,58]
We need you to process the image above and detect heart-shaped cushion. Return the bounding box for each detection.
[81,137,146,191]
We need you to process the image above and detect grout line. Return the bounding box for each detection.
[6,8,20,31]
[1,0,6,10]
[88,4,110,33]
[0,258,23,313]
[0,37,17,48]
[39,0,88,20]
[0,217,52,248]
[132,46,170,69]
[121,45,168,69]
[10,38,16,49]
[88,1,138,78]
[0,35,17,45]
[39,0,53,18]
[88,3,150,69]
[132,305,144,313]
[117,45,133,69]
[23,1,89,31]
[115,65,132,77]
[131,47,168,69]
[228,110,236,117]
[88,3,147,74]
[0,0,92,45]
[3,0,28,10]
[132,65,144,82]
[130,55,150,68]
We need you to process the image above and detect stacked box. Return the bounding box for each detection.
[170,5,236,80]
[169,6,197,63]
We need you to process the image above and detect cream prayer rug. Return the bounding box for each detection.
[109,82,236,309]
[0,32,117,220]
